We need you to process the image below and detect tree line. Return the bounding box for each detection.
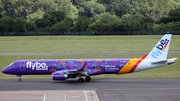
[0,0,180,35]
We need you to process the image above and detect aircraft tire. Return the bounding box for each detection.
[78,78,84,83]
[18,78,22,82]
[85,76,91,82]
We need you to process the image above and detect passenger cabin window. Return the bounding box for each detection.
[120,63,124,66]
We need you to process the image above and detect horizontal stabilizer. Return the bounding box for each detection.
[151,60,167,64]
[167,58,178,65]
[151,58,178,65]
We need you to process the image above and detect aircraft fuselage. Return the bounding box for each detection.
[3,59,138,75]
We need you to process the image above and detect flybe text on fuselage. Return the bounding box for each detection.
[26,61,48,70]
[151,39,169,59]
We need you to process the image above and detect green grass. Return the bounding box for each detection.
[0,54,179,79]
[0,35,179,53]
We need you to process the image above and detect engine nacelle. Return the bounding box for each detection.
[52,72,68,80]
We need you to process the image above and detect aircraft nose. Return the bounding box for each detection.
[2,68,8,74]
[2,66,11,74]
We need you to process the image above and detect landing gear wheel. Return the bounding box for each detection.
[85,76,91,82]
[78,78,84,83]
[18,78,22,82]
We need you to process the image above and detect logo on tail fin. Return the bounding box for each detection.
[156,39,169,51]
[151,39,169,59]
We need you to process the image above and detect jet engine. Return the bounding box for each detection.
[52,72,68,80]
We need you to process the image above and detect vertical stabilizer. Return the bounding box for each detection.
[145,34,172,60]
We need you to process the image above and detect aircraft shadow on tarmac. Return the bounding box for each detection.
[50,78,168,85]
[2,78,170,85]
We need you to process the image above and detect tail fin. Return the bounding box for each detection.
[145,34,172,60]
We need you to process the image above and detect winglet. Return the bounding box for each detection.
[78,62,88,71]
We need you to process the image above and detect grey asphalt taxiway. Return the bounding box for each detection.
[0,78,180,101]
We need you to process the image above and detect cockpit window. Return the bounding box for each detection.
[9,62,14,66]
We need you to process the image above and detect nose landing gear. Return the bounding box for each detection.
[17,75,22,82]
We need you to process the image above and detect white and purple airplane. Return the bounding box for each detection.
[2,34,178,83]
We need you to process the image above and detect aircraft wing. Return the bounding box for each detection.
[57,62,89,76]
[63,70,89,76]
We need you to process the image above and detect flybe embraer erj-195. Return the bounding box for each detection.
[2,34,178,83]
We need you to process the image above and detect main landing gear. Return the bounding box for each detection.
[78,78,84,83]
[17,75,22,82]
[85,76,91,82]
[78,76,91,83]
